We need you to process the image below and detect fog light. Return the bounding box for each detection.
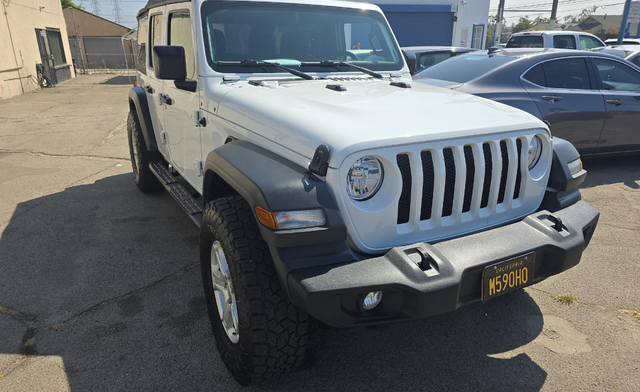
[363,291,383,310]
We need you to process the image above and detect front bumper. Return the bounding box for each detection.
[281,200,599,328]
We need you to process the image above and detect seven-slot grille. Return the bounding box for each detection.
[396,138,525,225]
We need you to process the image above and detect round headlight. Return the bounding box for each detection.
[528,136,543,170]
[346,156,384,201]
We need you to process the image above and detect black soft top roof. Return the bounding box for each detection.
[137,0,191,18]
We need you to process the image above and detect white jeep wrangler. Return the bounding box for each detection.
[127,0,599,385]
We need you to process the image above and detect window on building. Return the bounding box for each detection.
[169,12,195,80]
[46,29,66,65]
[471,25,484,49]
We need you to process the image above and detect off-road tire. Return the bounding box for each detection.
[200,195,309,385]
[127,110,162,193]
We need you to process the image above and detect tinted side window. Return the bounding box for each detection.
[169,12,195,80]
[507,35,542,48]
[506,36,520,48]
[580,35,604,50]
[553,35,576,49]
[631,55,640,68]
[149,14,163,69]
[417,52,454,71]
[593,58,640,91]
[523,64,546,86]
[542,58,591,89]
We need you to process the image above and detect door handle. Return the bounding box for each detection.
[541,95,562,103]
[158,93,174,106]
[606,99,623,106]
[143,85,154,94]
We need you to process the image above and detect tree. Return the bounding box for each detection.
[533,16,551,26]
[563,6,599,24]
[61,0,85,9]
[513,16,534,33]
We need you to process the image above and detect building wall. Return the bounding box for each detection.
[0,0,74,100]
[63,7,131,37]
[354,0,490,49]
[63,7,134,70]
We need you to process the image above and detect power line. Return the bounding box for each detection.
[111,0,123,23]
[92,0,101,15]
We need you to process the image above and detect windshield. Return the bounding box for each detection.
[414,53,517,83]
[201,1,403,73]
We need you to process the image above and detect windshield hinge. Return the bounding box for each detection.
[308,144,331,176]
[223,76,240,83]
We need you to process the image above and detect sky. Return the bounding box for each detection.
[84,0,631,30]
[489,0,627,26]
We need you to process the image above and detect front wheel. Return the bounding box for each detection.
[200,196,309,385]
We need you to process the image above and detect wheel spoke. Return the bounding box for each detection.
[210,266,227,292]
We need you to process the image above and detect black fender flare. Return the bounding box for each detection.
[128,87,158,152]
[540,137,586,212]
[203,140,347,248]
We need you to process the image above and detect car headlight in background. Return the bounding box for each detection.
[346,156,384,201]
[528,136,543,170]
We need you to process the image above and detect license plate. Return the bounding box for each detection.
[482,252,535,301]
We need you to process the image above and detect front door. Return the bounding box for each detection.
[521,57,605,155]
[162,8,202,188]
[590,57,640,153]
[35,29,58,84]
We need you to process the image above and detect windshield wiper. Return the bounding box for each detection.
[216,60,315,80]
[300,60,384,79]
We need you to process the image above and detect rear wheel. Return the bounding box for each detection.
[127,110,162,193]
[200,195,309,385]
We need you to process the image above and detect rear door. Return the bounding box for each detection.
[521,57,605,154]
[590,57,640,153]
[146,9,168,157]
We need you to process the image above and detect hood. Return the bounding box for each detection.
[215,78,546,168]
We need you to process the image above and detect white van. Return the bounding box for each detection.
[506,31,605,50]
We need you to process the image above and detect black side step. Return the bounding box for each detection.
[149,162,203,228]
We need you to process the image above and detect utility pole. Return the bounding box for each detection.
[494,0,506,46]
[549,0,559,30]
[618,0,633,44]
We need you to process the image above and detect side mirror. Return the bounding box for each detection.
[153,45,186,80]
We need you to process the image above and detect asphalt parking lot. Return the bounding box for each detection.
[0,75,638,391]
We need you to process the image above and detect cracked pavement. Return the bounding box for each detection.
[0,75,638,391]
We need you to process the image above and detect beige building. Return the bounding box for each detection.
[0,0,74,100]
[63,7,134,70]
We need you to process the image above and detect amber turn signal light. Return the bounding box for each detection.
[255,206,278,230]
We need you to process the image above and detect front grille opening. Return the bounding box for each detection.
[397,154,412,224]
[420,151,434,220]
[462,145,475,213]
[497,140,509,204]
[480,143,492,208]
[514,139,523,200]
[442,148,456,217]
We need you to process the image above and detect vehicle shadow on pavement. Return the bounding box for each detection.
[0,173,546,392]
[581,155,640,189]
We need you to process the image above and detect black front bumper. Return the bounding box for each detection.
[276,201,599,328]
